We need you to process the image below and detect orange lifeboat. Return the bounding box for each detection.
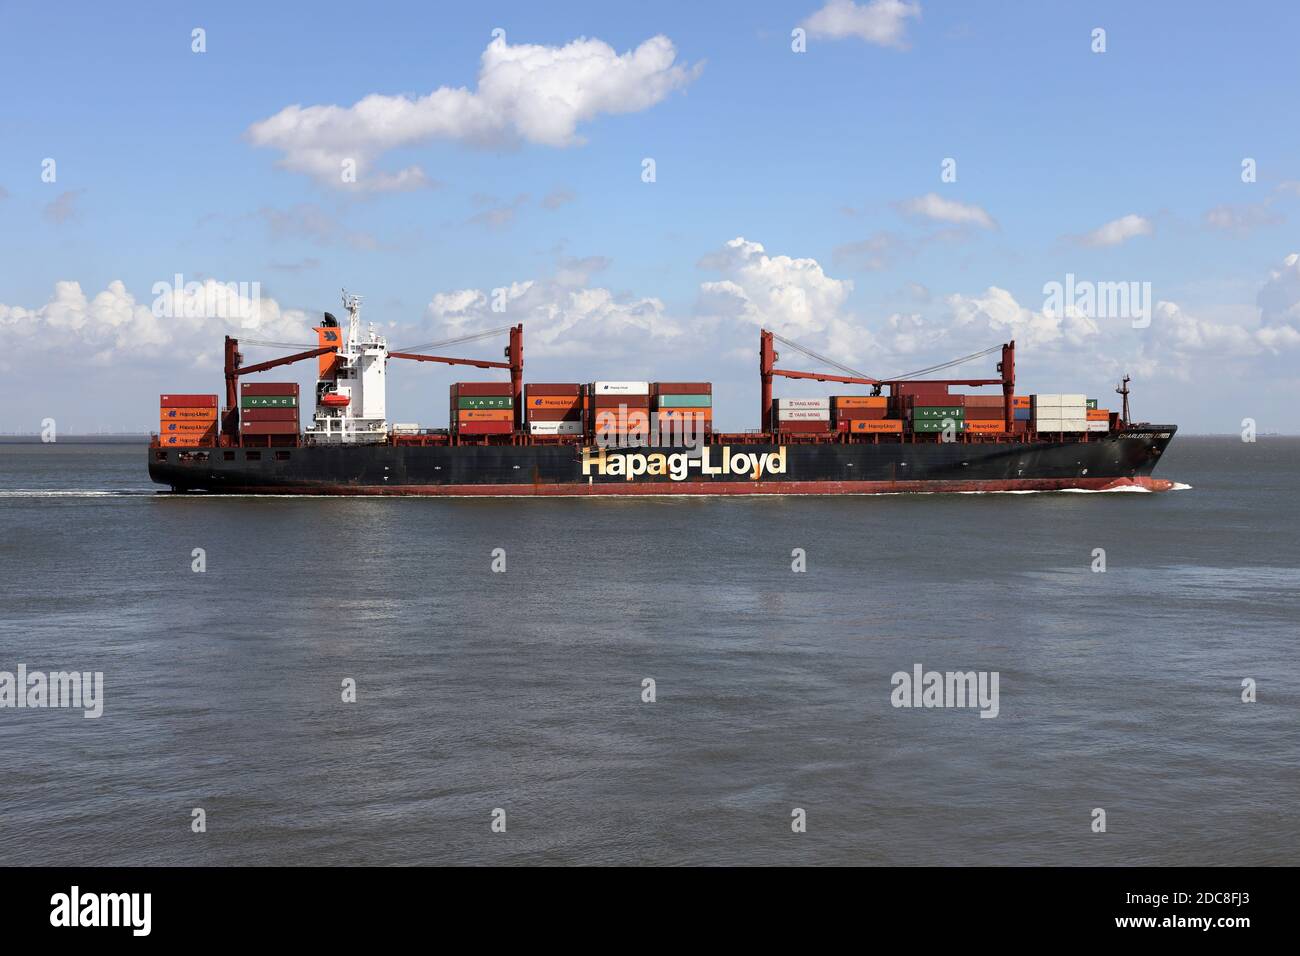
[320,392,350,408]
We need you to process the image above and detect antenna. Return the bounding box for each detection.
[1115,374,1131,423]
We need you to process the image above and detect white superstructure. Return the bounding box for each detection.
[306,291,390,444]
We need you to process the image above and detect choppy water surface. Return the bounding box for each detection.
[0,437,1295,865]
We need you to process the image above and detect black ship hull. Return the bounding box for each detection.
[148,426,1178,495]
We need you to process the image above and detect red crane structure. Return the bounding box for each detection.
[759,329,1016,434]
[222,323,524,439]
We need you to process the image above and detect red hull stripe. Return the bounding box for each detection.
[206,476,1175,496]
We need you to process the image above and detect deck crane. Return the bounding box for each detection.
[759,329,1016,433]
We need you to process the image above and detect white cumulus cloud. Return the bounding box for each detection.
[1073,213,1153,248]
[246,34,701,191]
[894,193,996,229]
[801,0,922,49]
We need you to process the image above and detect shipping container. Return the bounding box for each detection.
[1086,399,1099,410]
[1087,421,1109,433]
[834,395,888,409]
[777,408,831,421]
[160,394,217,408]
[240,422,299,436]
[528,395,583,411]
[908,394,966,408]
[527,408,583,422]
[1012,396,1031,409]
[1014,408,1032,422]
[453,382,513,396]
[849,419,903,433]
[592,394,650,409]
[1035,419,1088,432]
[835,407,888,421]
[964,420,1005,434]
[1086,408,1110,421]
[459,409,513,422]
[160,420,218,436]
[912,419,966,433]
[1033,393,1087,408]
[241,395,298,409]
[593,381,650,395]
[778,420,831,433]
[595,409,650,430]
[456,420,513,435]
[962,394,1005,408]
[777,398,830,410]
[910,406,965,420]
[161,432,215,446]
[241,382,300,396]
[656,394,713,408]
[524,383,581,396]
[652,382,712,394]
[528,420,583,436]
[962,406,1004,421]
[457,396,512,410]
[160,406,219,421]
[240,407,299,422]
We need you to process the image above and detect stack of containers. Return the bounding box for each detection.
[452,382,513,436]
[1086,404,1111,433]
[592,382,650,439]
[908,396,966,435]
[653,382,712,437]
[159,394,218,446]
[526,384,583,436]
[1013,395,1032,423]
[1032,394,1088,432]
[962,394,1006,435]
[241,383,300,440]
[833,396,901,434]
[774,398,831,433]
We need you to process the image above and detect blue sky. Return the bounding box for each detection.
[2,0,1298,432]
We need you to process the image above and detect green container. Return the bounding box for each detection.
[657,394,712,408]
[912,419,965,432]
[1086,399,1098,410]
[241,395,297,408]
[458,396,512,410]
[911,406,965,420]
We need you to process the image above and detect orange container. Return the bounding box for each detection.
[1087,408,1110,421]
[965,420,1005,433]
[159,418,218,434]
[159,406,218,422]
[528,395,582,411]
[835,395,888,409]
[1012,396,1031,409]
[849,419,903,433]
[458,409,513,422]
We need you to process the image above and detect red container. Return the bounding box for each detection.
[907,393,965,407]
[527,408,583,422]
[242,382,300,396]
[240,422,298,435]
[835,407,887,421]
[453,382,513,396]
[160,394,217,408]
[241,407,299,422]
[963,394,1004,408]
[652,382,713,394]
[456,420,513,435]
[779,420,831,433]
[963,406,1004,421]
[593,395,650,409]
[524,383,581,396]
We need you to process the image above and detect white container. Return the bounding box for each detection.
[390,423,421,434]
[777,398,830,411]
[1032,394,1062,407]
[1058,394,1087,406]
[1038,419,1087,431]
[1087,420,1109,432]
[594,381,650,395]
[529,420,583,435]
[778,408,831,421]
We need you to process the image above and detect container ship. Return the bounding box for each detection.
[149,293,1177,495]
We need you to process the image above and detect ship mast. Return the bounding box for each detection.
[1115,374,1131,424]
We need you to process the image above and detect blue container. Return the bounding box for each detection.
[1014,408,1031,422]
